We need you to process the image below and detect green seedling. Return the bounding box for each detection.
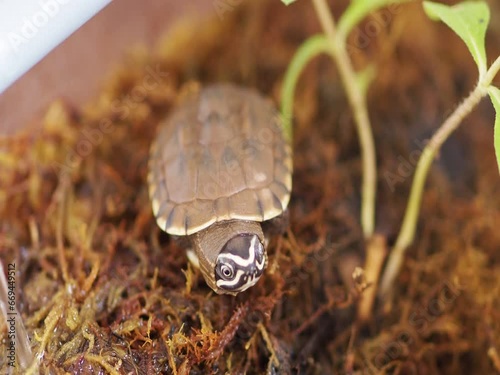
[281,0,410,239]
[280,0,410,322]
[280,0,500,316]
[380,0,500,297]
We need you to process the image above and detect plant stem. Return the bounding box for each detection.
[484,55,500,86]
[312,0,377,237]
[281,35,332,142]
[380,55,500,297]
[379,82,488,298]
[311,0,337,42]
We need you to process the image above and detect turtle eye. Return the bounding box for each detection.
[218,263,235,280]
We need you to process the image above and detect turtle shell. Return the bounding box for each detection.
[148,84,292,236]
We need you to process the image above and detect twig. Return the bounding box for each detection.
[55,175,70,283]
[357,235,387,323]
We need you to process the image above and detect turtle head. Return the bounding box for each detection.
[215,234,267,293]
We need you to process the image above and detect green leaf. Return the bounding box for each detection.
[488,86,500,174]
[423,1,489,78]
[281,0,297,5]
[337,0,411,41]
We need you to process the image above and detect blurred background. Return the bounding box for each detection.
[0,0,212,136]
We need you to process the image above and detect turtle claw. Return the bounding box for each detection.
[264,236,270,248]
[186,248,200,269]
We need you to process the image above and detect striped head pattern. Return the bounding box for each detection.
[215,234,266,293]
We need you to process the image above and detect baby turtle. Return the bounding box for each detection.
[148,84,292,295]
